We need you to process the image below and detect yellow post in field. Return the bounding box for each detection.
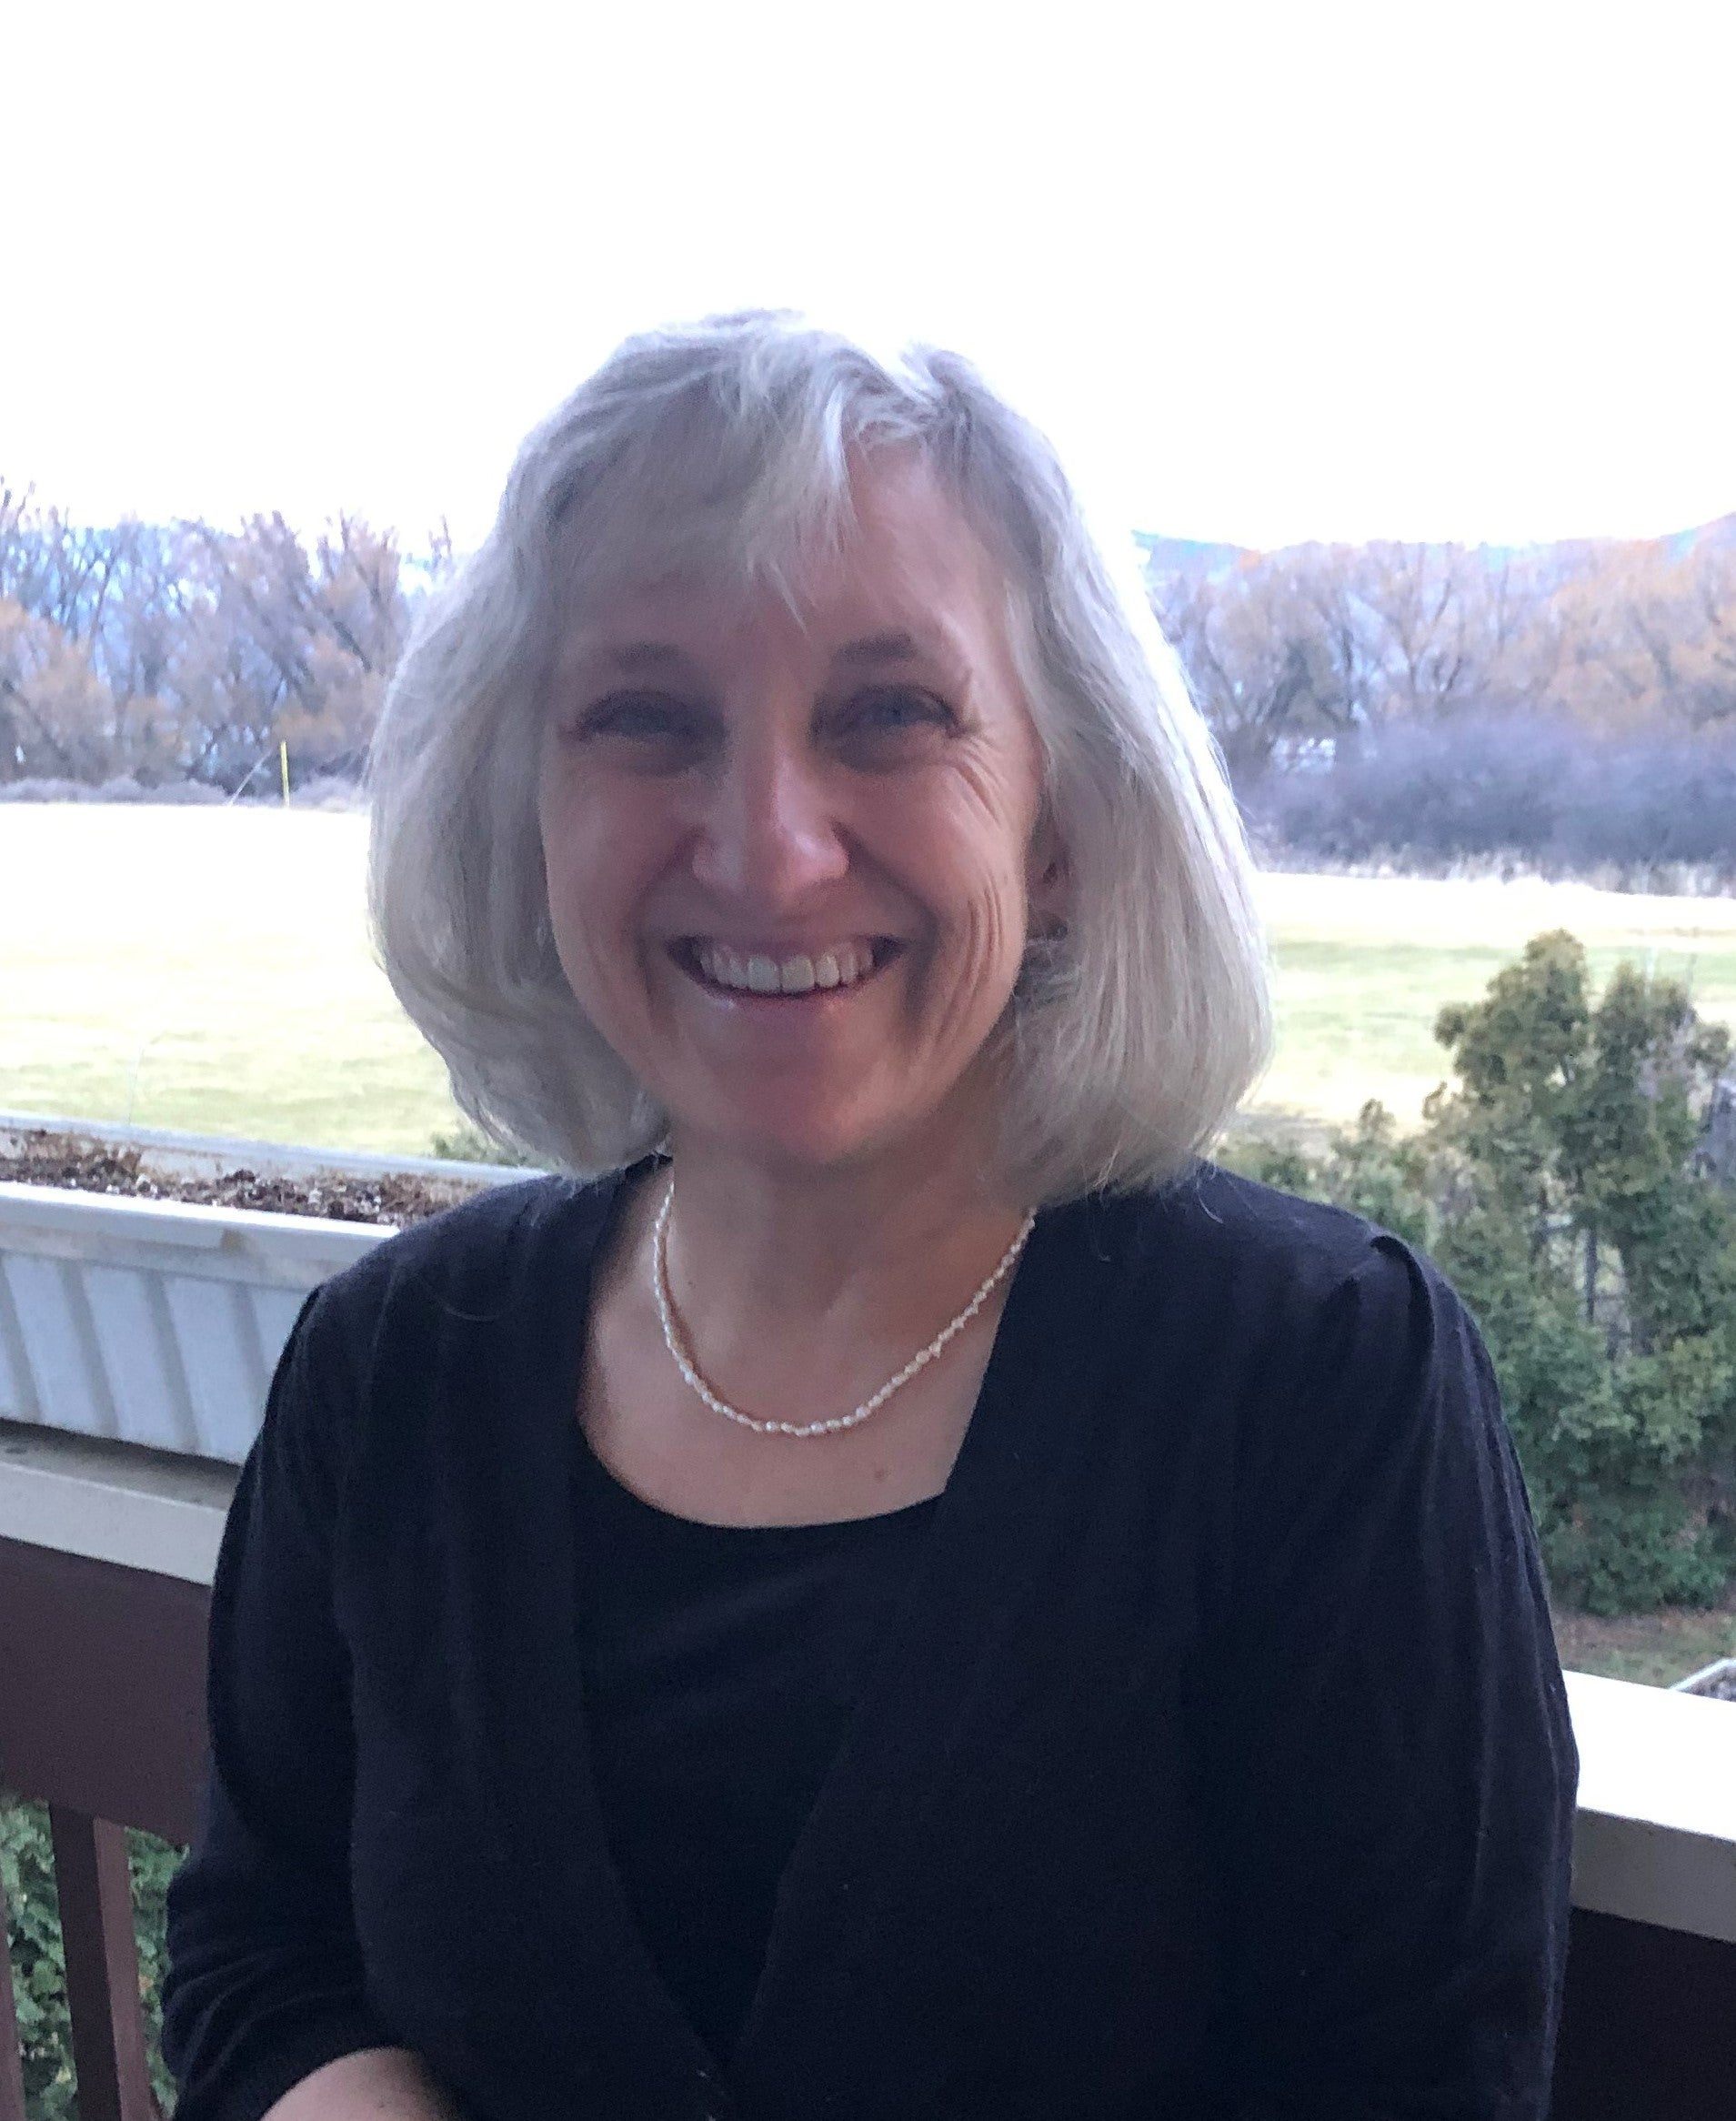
[279,740,291,806]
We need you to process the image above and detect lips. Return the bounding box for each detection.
[679,939,894,996]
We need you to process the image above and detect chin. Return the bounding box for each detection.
[675,1077,992,1182]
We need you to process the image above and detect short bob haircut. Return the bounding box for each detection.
[370,312,1269,1201]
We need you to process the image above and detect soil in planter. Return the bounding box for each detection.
[0,1131,488,1226]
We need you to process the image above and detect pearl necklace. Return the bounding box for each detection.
[650,1177,1037,1439]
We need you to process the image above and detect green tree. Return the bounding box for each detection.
[1230,930,1736,1613]
[1432,934,1735,1610]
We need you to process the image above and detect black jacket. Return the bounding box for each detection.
[162,1165,1577,2121]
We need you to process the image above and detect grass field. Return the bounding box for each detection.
[1241,868,1736,1148]
[1550,1592,1736,1689]
[5,805,1736,1154]
[2,806,455,1152]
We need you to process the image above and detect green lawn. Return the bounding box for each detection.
[2,805,457,1153]
[1552,1593,1736,1688]
[4,806,1735,1155]
[1247,869,1736,1143]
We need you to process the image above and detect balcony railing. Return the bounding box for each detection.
[1,1422,226,2121]
[4,1418,1734,2121]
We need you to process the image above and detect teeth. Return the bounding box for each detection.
[694,940,878,994]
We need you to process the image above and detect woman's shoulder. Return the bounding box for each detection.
[1070,1159,1428,1312]
[296,1166,630,1355]
[1060,1163,1481,1437]
[345,1164,623,1277]
[253,1169,638,1503]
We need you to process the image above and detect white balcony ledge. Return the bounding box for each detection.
[1565,1670,1736,1944]
[0,1420,235,1582]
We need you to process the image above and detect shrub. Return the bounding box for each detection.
[1249,713,1736,881]
[1228,932,1736,1613]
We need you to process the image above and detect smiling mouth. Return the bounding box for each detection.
[672,938,902,997]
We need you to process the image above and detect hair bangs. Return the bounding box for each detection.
[538,356,925,634]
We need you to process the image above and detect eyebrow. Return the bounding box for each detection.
[584,628,958,679]
[830,630,928,670]
[597,641,700,676]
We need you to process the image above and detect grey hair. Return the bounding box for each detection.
[369,312,1269,1201]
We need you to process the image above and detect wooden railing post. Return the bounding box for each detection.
[0,1860,29,2121]
[45,1808,158,2121]
[3,1517,214,2121]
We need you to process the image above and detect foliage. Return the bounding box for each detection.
[0,1795,180,2120]
[1234,1100,1434,1251]
[1148,519,1736,873]
[1249,709,1736,877]
[1149,520,1736,780]
[9,475,1734,827]
[0,485,451,791]
[1228,931,1736,1613]
[428,1121,537,1168]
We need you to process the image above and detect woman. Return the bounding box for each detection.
[162,314,1575,2121]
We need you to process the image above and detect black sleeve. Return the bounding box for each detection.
[160,1291,399,2121]
[1195,1232,1578,2120]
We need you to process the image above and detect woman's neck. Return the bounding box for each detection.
[647,1121,1030,1402]
[579,1110,1036,1524]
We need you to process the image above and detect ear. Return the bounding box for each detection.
[1025,810,1070,935]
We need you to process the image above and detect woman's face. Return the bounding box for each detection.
[537,454,1057,1176]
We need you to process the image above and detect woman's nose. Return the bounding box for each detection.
[688,740,850,904]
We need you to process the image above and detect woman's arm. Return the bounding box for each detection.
[163,1293,447,2121]
[1195,1232,1578,2119]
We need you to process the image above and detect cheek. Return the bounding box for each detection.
[903,768,1041,1011]
[542,772,658,907]
[537,781,660,999]
[953,751,1043,920]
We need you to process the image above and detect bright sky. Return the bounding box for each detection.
[5,0,1732,553]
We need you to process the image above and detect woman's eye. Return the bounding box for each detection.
[838,687,957,745]
[568,691,706,755]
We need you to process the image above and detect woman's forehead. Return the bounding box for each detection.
[558,611,984,696]
[555,465,1016,673]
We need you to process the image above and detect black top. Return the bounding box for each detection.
[161,1165,1577,2121]
[572,1431,940,2066]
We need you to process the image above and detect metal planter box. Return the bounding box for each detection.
[0,1115,515,1464]
[0,1184,386,1463]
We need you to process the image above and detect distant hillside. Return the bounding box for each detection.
[1135,512,1736,580]
[1672,512,1736,560]
[1132,532,1247,578]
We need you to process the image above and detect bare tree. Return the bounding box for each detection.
[1150,555,1365,785]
